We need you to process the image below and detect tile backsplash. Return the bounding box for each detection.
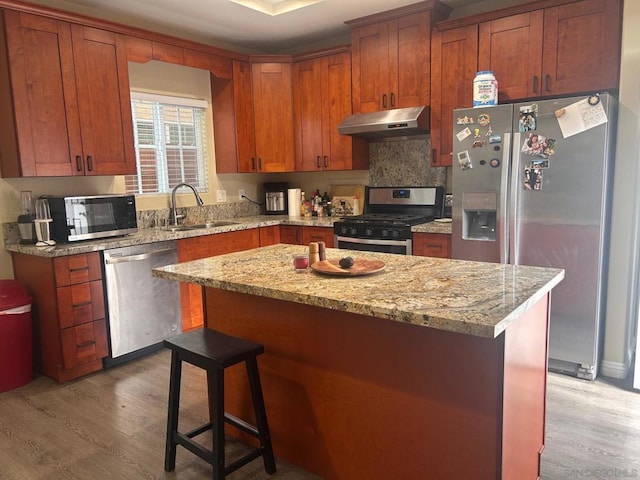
[368,137,446,188]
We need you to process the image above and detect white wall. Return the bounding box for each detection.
[601,0,640,378]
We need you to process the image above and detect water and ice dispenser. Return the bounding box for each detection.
[462,192,497,241]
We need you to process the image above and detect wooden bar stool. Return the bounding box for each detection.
[163,328,276,479]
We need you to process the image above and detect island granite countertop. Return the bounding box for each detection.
[153,243,563,339]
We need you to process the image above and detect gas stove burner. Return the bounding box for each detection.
[341,214,434,227]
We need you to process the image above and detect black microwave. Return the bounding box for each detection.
[48,194,138,243]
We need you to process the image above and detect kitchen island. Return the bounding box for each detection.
[153,244,564,480]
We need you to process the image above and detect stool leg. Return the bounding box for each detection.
[208,368,226,480]
[165,351,182,472]
[246,357,277,474]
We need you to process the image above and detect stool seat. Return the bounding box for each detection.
[163,328,276,479]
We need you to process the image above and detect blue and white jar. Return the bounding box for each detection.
[473,71,498,107]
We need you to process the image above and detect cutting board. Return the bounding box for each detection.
[310,259,386,276]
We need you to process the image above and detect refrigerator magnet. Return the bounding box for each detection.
[457,150,472,170]
[472,140,486,148]
[490,158,500,168]
[519,104,538,132]
[523,164,543,191]
[489,134,502,144]
[457,115,474,125]
[457,127,472,142]
[521,133,549,158]
[474,128,481,138]
[478,113,491,127]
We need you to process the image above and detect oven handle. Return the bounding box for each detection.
[335,236,409,247]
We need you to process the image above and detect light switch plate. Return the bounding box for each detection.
[216,190,227,202]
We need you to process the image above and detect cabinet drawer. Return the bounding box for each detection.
[57,280,105,329]
[413,233,451,258]
[61,319,108,369]
[54,252,102,286]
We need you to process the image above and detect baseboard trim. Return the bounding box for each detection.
[600,359,629,379]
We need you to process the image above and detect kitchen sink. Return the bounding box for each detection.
[161,221,238,232]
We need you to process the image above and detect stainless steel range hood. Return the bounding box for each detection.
[338,106,429,140]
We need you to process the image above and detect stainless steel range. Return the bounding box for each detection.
[334,186,444,255]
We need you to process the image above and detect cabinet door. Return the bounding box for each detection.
[259,225,281,246]
[478,12,543,101]
[2,11,81,177]
[251,62,295,172]
[301,227,334,248]
[323,52,354,171]
[70,24,136,175]
[293,58,324,171]
[430,25,478,167]
[413,233,451,258]
[350,22,390,113]
[280,225,302,245]
[391,11,431,109]
[542,0,621,95]
[232,60,258,172]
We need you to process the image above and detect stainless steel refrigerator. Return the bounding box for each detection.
[451,93,616,380]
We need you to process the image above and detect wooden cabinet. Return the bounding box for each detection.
[214,60,295,173]
[301,226,335,247]
[279,225,302,245]
[430,25,478,167]
[478,0,621,101]
[0,10,135,177]
[413,233,451,258]
[431,0,622,167]
[178,229,260,331]
[293,49,368,172]
[259,225,281,246]
[349,10,434,114]
[11,251,109,383]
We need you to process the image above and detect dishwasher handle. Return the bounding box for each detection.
[104,247,176,265]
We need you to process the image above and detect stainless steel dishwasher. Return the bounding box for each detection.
[102,241,181,366]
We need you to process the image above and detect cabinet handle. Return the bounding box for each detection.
[533,76,539,94]
[87,155,93,171]
[72,301,92,308]
[323,156,328,168]
[77,340,96,349]
[382,94,387,109]
[431,149,437,165]
[258,158,262,170]
[316,155,321,168]
[251,157,256,170]
[545,74,551,92]
[390,92,395,108]
[426,244,443,249]
[75,155,83,171]
[69,266,89,272]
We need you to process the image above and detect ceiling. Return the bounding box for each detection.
[28,0,524,53]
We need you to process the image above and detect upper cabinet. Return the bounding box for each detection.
[214,59,295,173]
[478,0,621,101]
[430,25,478,167]
[431,0,622,167]
[293,49,368,172]
[349,10,432,114]
[0,10,135,177]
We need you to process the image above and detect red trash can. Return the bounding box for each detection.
[0,280,33,392]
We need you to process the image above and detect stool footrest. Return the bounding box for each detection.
[224,412,259,438]
[185,422,213,439]
[226,447,265,475]
[175,432,215,465]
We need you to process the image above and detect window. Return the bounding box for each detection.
[126,92,209,195]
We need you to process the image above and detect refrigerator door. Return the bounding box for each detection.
[511,94,615,379]
[452,104,513,263]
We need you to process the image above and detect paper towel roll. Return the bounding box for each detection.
[287,188,301,217]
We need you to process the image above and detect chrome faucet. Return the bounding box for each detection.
[170,183,204,226]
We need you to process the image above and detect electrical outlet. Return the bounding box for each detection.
[216,190,227,202]
[238,189,245,199]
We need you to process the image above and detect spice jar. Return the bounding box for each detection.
[309,242,320,265]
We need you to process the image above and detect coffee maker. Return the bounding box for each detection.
[263,182,288,215]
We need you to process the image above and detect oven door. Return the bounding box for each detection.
[334,235,412,255]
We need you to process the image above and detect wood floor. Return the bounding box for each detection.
[0,349,638,480]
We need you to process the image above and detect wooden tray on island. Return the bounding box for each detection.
[310,259,386,277]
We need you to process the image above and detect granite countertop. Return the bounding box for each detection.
[3,215,451,257]
[153,244,563,339]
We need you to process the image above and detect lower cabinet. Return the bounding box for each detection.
[178,229,260,331]
[412,233,451,258]
[280,225,335,247]
[11,251,109,383]
[259,225,281,246]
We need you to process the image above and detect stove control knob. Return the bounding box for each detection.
[341,226,349,235]
[365,228,373,236]
[391,230,400,238]
[381,229,389,237]
[349,228,358,236]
